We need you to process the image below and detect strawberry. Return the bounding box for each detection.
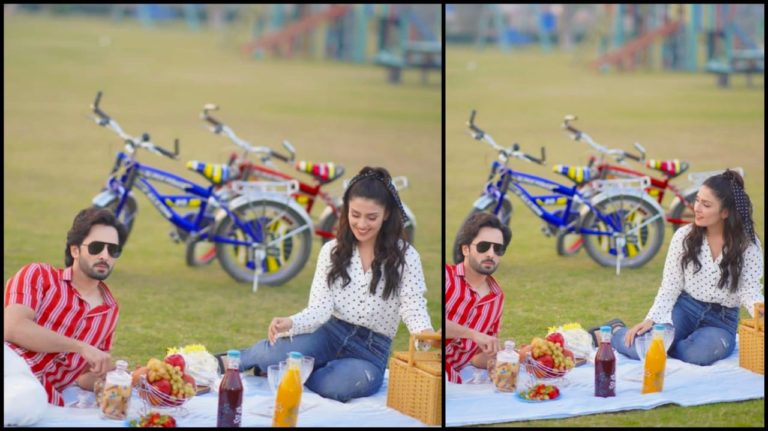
[548,386,560,399]
[164,354,186,374]
[537,354,555,370]
[545,332,565,348]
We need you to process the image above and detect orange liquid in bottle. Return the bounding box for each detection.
[272,353,303,427]
[641,326,667,394]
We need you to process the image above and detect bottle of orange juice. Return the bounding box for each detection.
[272,352,303,427]
[641,324,667,394]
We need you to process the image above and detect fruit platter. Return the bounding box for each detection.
[516,383,561,402]
[518,332,576,379]
[128,411,177,428]
[132,355,197,412]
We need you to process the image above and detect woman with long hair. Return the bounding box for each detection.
[594,169,763,365]
[228,166,437,402]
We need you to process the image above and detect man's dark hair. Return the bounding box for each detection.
[453,212,512,264]
[64,208,128,267]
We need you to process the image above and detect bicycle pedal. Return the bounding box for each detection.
[540,224,554,237]
[168,230,182,244]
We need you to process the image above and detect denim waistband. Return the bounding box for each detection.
[330,316,391,343]
[680,291,738,313]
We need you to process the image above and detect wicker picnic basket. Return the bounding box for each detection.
[386,333,442,426]
[738,303,764,375]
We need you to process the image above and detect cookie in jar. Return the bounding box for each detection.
[492,340,520,392]
[99,360,133,420]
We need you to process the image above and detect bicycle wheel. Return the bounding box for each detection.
[581,195,665,268]
[668,189,697,232]
[185,235,217,267]
[318,210,415,245]
[451,198,513,264]
[214,200,312,285]
[98,195,138,245]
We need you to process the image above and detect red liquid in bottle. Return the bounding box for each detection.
[217,352,244,427]
[594,327,616,397]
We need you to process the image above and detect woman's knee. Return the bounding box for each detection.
[672,329,734,365]
[308,362,383,402]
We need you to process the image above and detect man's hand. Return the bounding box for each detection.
[268,317,293,344]
[472,331,500,355]
[79,344,112,377]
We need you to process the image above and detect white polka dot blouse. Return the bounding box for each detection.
[646,223,764,324]
[288,239,434,339]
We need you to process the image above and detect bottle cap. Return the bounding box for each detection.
[653,324,665,331]
[227,350,241,359]
[600,326,611,334]
[504,340,515,351]
[115,359,128,369]
[288,351,303,360]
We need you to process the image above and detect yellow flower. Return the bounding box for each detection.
[182,344,208,353]
[166,346,181,356]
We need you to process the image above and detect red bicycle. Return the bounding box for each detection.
[554,115,740,256]
[187,104,416,266]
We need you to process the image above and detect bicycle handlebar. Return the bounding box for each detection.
[91,91,179,160]
[467,110,546,165]
[562,114,644,163]
[200,104,295,163]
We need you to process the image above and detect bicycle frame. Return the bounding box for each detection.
[588,156,691,225]
[487,160,644,238]
[96,152,281,248]
[233,157,339,240]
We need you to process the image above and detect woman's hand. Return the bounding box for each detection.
[624,319,654,348]
[268,317,293,345]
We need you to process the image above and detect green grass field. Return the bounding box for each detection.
[446,45,764,427]
[4,13,441,372]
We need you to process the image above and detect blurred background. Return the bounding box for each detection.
[4,4,441,367]
[446,3,763,427]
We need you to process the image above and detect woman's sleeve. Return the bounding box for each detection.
[398,246,434,334]
[739,239,765,317]
[646,227,687,323]
[288,241,335,335]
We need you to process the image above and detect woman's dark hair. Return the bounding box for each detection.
[65,207,128,267]
[681,169,756,292]
[453,212,512,264]
[327,166,407,300]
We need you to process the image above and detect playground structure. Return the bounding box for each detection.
[446,4,763,85]
[241,4,441,84]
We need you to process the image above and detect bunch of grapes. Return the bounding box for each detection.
[530,337,575,372]
[145,358,195,399]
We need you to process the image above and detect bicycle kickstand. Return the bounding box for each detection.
[615,236,625,276]
[252,246,266,293]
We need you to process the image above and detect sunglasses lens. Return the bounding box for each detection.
[86,242,121,258]
[493,244,505,256]
[475,242,491,253]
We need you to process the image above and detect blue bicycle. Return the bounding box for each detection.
[88,92,313,289]
[454,110,666,273]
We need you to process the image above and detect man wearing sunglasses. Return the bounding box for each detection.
[445,212,511,384]
[4,207,127,408]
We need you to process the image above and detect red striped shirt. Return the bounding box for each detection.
[445,262,504,383]
[4,263,119,406]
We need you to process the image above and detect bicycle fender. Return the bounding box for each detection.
[669,185,699,212]
[402,203,417,227]
[589,189,665,216]
[228,192,314,228]
[92,190,117,207]
[471,195,497,211]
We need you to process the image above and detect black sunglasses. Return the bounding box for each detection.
[81,241,122,258]
[472,241,505,256]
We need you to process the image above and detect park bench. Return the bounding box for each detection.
[374,41,442,84]
[705,49,764,88]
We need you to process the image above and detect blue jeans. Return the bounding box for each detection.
[238,316,392,403]
[612,291,738,365]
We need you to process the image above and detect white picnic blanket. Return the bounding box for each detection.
[31,370,428,427]
[446,340,764,426]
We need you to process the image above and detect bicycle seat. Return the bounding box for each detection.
[186,161,235,185]
[294,161,345,184]
[645,159,689,178]
[553,164,597,185]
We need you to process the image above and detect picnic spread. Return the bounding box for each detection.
[30,369,428,427]
[446,337,765,427]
